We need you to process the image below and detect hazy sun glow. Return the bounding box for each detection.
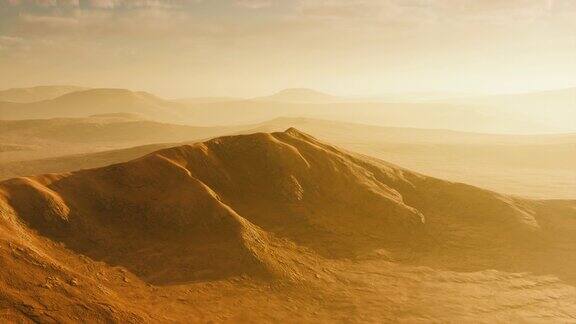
[1,0,575,97]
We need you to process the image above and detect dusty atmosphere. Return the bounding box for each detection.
[1,0,575,323]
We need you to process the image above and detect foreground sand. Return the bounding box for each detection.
[1,129,575,322]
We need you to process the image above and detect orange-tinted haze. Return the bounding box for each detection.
[0,0,575,98]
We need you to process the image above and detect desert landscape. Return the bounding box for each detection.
[0,86,575,323]
[1,0,576,323]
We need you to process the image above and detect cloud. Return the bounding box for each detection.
[2,0,79,7]
[1,0,191,9]
[85,0,188,9]
[234,0,273,9]
[295,0,575,24]
[298,1,386,19]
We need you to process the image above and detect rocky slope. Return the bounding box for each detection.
[0,129,575,322]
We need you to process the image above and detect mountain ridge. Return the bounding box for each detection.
[256,88,341,103]
[0,88,185,121]
[0,85,88,103]
[1,129,569,267]
[1,128,576,322]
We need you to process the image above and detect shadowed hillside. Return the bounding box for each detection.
[1,129,575,322]
[0,129,424,282]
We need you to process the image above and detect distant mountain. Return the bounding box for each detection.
[0,85,88,103]
[446,87,576,106]
[256,88,341,103]
[438,87,576,132]
[0,88,186,121]
[0,114,251,163]
[174,96,242,104]
[0,86,567,133]
[179,99,544,133]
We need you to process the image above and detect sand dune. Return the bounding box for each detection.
[1,129,575,321]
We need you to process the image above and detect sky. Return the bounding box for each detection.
[0,0,575,98]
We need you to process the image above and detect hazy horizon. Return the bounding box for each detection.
[2,83,576,100]
[1,0,576,98]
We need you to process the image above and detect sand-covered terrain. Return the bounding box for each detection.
[2,0,575,320]
[1,129,575,322]
[0,86,575,323]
